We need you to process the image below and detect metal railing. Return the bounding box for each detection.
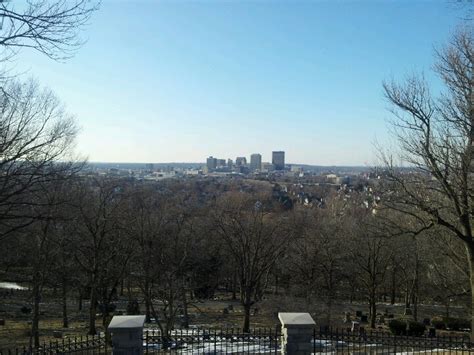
[315,327,473,354]
[0,333,108,355]
[143,327,281,354]
[2,327,474,354]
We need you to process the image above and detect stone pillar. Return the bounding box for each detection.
[108,315,146,355]
[278,312,316,355]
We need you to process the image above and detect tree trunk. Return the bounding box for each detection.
[32,281,41,348]
[326,296,333,327]
[62,281,68,328]
[88,286,97,335]
[465,243,474,341]
[274,274,279,295]
[232,271,237,300]
[144,278,151,323]
[181,288,189,329]
[78,290,83,311]
[369,286,377,329]
[243,303,251,333]
[369,299,376,329]
[390,269,396,305]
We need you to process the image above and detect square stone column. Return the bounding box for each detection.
[108,315,146,355]
[278,312,316,355]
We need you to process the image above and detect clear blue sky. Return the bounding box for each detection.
[17,0,467,165]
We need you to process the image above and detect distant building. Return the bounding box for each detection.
[217,159,226,168]
[291,165,302,173]
[272,151,285,170]
[262,162,275,172]
[236,157,247,166]
[227,159,233,168]
[206,156,217,170]
[250,153,262,171]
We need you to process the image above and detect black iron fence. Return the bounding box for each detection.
[0,333,108,355]
[315,327,473,354]
[143,327,281,354]
[1,327,473,354]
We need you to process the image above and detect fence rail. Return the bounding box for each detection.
[1,327,473,354]
[315,327,473,354]
[143,327,281,354]
[0,334,108,355]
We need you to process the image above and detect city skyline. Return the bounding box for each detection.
[15,1,466,165]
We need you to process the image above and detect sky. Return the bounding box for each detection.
[15,0,469,165]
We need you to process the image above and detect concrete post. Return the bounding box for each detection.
[278,312,316,355]
[108,315,146,355]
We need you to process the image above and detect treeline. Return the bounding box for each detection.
[1,174,470,346]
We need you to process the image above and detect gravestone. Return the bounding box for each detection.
[343,312,351,323]
[53,331,62,338]
[351,321,360,333]
[428,327,436,337]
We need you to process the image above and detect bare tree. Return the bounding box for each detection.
[288,201,348,326]
[380,28,474,338]
[0,78,80,241]
[72,178,133,335]
[213,191,293,332]
[0,0,99,62]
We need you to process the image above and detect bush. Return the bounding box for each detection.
[431,317,446,330]
[389,319,426,336]
[20,306,31,314]
[444,317,470,331]
[389,319,407,335]
[407,321,426,336]
[126,299,140,315]
[431,317,470,331]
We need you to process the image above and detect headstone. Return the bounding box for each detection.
[343,312,351,323]
[351,321,360,333]
[222,308,229,315]
[53,331,62,338]
[428,327,436,338]
[228,304,234,311]
[108,315,146,355]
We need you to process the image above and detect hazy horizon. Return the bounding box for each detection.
[16,0,466,165]
[86,160,374,167]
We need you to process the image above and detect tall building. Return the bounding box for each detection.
[236,157,247,166]
[250,153,262,171]
[217,159,226,168]
[272,151,285,170]
[206,156,217,170]
[227,159,233,168]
